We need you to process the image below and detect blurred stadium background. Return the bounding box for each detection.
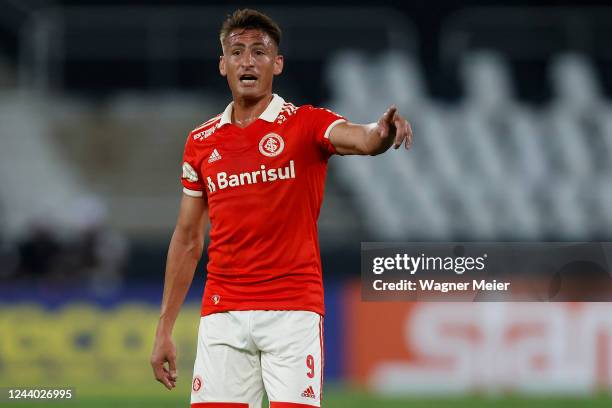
[2,0,612,406]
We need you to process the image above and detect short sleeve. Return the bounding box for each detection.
[180,134,205,198]
[303,106,346,157]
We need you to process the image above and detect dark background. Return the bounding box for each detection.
[3,0,612,103]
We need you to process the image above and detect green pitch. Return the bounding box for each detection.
[8,385,612,408]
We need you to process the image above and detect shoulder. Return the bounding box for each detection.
[280,100,298,114]
[189,113,223,142]
[274,100,299,124]
[297,104,343,117]
[296,104,314,114]
[294,105,346,129]
[285,104,326,123]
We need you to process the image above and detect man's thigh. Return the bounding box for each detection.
[253,311,324,407]
[191,312,264,408]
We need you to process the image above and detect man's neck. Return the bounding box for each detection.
[232,93,273,128]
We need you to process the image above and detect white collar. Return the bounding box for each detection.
[219,94,285,126]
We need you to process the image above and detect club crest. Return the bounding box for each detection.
[259,133,284,157]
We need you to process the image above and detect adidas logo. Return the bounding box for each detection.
[301,385,316,399]
[208,149,222,163]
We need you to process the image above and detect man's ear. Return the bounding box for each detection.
[219,55,226,77]
[273,55,284,76]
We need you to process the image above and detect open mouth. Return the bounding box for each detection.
[239,74,258,85]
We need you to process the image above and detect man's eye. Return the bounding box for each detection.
[232,50,241,55]
[255,50,265,55]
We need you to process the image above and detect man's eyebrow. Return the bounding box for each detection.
[229,41,267,48]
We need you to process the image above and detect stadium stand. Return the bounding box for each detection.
[328,49,612,240]
[0,6,611,247]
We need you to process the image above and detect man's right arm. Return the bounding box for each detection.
[151,193,209,390]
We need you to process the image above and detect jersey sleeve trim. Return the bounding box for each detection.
[323,118,346,139]
[183,187,204,197]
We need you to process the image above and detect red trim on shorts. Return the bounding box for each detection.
[319,315,325,402]
[270,403,319,408]
[191,403,248,407]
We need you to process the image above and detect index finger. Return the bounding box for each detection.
[382,105,397,123]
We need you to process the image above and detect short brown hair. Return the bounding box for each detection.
[220,9,282,49]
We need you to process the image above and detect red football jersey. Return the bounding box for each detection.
[181,94,345,316]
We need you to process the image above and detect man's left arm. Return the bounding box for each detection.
[328,105,413,155]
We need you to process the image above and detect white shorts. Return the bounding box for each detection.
[190,310,324,408]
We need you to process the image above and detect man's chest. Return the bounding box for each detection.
[197,121,311,196]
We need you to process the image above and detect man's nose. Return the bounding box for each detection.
[240,52,256,67]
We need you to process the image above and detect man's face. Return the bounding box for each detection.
[220,29,283,100]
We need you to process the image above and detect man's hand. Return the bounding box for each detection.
[375,105,413,151]
[328,105,413,155]
[150,194,208,389]
[151,334,178,390]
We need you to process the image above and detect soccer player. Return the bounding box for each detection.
[150,8,412,407]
